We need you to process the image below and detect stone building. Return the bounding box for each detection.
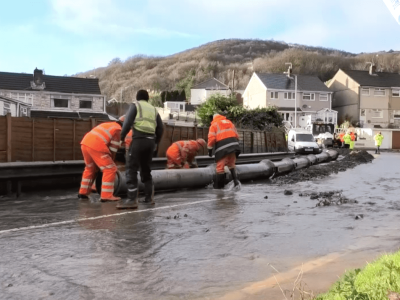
[0,68,110,119]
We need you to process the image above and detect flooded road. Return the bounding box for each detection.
[1,152,400,299]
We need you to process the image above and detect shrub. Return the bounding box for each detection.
[316,251,400,300]
[196,94,283,130]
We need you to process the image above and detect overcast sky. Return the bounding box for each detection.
[1,0,399,76]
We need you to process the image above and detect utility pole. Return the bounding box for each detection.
[284,63,297,128]
[232,69,235,94]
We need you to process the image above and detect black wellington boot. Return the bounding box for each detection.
[141,181,155,205]
[230,168,240,187]
[213,173,226,189]
[116,187,139,209]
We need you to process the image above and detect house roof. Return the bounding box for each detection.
[0,95,32,106]
[341,70,400,87]
[192,78,229,90]
[30,110,112,120]
[0,71,102,95]
[256,73,331,92]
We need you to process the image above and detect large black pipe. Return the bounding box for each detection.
[107,150,339,195]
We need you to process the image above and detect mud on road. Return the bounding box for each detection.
[271,149,375,185]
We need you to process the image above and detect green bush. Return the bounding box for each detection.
[316,251,400,300]
[196,93,239,127]
[196,93,283,130]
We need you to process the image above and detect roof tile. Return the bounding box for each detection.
[0,71,102,95]
[256,73,330,92]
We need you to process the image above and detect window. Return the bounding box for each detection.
[361,88,370,96]
[8,92,34,104]
[284,92,295,100]
[270,92,278,99]
[3,102,11,115]
[320,94,328,101]
[374,88,386,96]
[79,99,92,109]
[393,89,400,97]
[20,107,28,116]
[53,99,69,107]
[51,95,71,108]
[303,93,315,101]
[371,109,383,118]
[296,134,315,142]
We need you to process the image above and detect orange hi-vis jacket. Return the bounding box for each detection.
[81,122,122,154]
[350,132,355,141]
[208,114,240,161]
[124,130,133,149]
[167,140,201,165]
[339,132,345,142]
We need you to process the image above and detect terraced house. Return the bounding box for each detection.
[243,72,336,128]
[328,65,400,128]
[0,68,111,119]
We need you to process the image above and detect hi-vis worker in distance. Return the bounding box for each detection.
[374,131,384,154]
[78,117,124,201]
[207,113,241,189]
[166,139,207,169]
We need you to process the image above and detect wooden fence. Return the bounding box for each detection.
[0,115,287,163]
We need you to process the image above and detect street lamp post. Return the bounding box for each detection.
[284,63,297,128]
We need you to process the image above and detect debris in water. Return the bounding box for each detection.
[272,150,374,185]
[284,190,293,195]
[264,195,268,199]
[293,201,297,203]
[355,214,364,220]
[310,191,357,207]
[184,214,188,217]
[7,284,13,287]
[205,228,210,232]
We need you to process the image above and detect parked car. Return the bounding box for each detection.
[287,129,321,154]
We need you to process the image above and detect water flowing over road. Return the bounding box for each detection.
[1,152,399,299]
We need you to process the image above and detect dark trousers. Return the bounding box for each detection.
[126,138,155,190]
[344,143,350,149]
[375,145,380,154]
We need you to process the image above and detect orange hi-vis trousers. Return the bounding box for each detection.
[216,152,236,174]
[79,145,118,199]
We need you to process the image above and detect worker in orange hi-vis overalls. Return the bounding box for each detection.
[339,132,345,146]
[166,139,206,169]
[90,125,133,193]
[78,119,124,202]
[207,113,241,189]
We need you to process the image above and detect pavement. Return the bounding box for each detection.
[1,152,400,299]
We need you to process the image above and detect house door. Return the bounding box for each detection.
[392,131,400,149]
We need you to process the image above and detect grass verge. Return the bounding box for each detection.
[316,250,400,300]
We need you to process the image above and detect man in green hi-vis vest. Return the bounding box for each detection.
[117,90,164,209]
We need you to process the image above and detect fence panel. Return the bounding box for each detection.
[11,117,33,162]
[0,117,6,162]
[0,116,287,163]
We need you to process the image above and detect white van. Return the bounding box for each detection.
[288,129,321,154]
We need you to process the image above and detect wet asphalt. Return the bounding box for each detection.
[1,152,400,299]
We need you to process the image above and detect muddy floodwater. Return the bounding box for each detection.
[1,152,400,299]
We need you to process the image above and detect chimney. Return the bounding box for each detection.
[33,68,44,85]
[30,68,46,90]
[369,64,376,75]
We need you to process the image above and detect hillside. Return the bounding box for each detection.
[77,39,400,102]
